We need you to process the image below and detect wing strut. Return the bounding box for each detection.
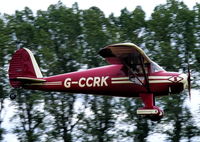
[139,56,151,93]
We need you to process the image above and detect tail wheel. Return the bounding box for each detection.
[10,94,17,100]
[9,89,18,100]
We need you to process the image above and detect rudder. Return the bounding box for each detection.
[9,48,43,88]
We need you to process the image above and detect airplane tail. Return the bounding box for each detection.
[9,48,44,88]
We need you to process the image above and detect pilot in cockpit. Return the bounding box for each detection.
[124,53,148,74]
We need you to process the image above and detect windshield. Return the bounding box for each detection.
[151,62,165,73]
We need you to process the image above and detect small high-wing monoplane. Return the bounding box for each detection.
[9,43,190,121]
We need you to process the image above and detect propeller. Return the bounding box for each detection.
[187,54,192,100]
[187,64,191,100]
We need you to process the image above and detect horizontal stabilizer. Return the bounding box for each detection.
[11,77,46,83]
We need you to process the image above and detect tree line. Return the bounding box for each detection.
[0,0,200,141]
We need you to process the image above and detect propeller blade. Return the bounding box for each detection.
[188,69,191,100]
[187,54,191,100]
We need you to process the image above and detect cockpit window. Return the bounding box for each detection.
[151,62,165,73]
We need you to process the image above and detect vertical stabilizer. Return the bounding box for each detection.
[9,48,43,87]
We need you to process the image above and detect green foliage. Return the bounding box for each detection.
[81,6,109,67]
[119,98,150,142]
[44,93,81,142]
[11,90,45,142]
[118,6,146,44]
[79,96,115,142]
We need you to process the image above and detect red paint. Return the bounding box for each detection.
[9,48,37,87]
[22,65,183,97]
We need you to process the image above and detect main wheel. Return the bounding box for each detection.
[148,110,164,121]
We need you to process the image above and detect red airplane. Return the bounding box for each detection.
[8,43,190,121]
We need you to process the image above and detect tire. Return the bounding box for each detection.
[10,94,16,100]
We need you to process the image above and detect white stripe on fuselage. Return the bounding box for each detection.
[111,76,173,84]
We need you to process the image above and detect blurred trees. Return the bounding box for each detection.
[80,7,116,142]
[0,0,200,141]
[81,6,109,67]
[114,7,151,142]
[11,90,45,142]
[0,15,11,141]
[35,3,84,142]
[146,1,198,142]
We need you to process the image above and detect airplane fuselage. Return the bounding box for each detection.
[23,64,186,97]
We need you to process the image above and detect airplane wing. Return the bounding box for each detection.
[99,43,152,92]
[99,43,152,65]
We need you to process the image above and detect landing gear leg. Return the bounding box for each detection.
[137,93,164,121]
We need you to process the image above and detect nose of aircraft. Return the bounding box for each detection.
[179,73,188,89]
